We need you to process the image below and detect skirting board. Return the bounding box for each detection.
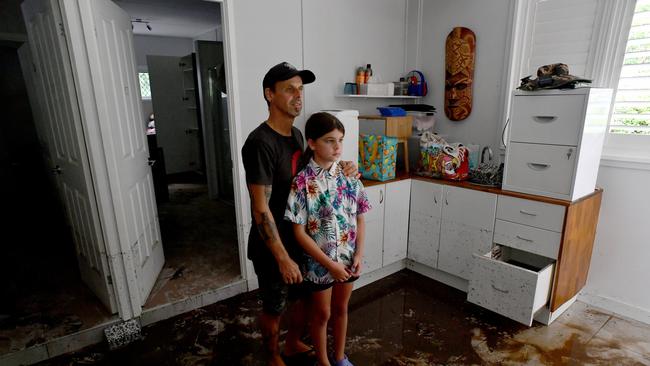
[406,260,468,293]
[140,279,248,326]
[355,260,407,289]
[579,290,650,326]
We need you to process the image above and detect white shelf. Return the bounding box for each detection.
[336,94,421,99]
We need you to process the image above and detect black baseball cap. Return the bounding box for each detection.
[262,62,316,90]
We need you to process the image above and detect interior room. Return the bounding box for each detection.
[1,0,649,365]
[0,0,241,361]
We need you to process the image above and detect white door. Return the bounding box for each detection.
[148,55,199,174]
[21,0,117,312]
[69,0,165,307]
[438,186,496,280]
[362,185,384,273]
[382,180,410,266]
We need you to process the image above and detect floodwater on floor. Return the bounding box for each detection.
[34,270,650,365]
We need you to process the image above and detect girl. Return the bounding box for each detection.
[284,112,370,366]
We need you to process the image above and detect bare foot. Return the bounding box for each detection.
[283,339,313,356]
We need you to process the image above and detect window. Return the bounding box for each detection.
[610,0,650,135]
[138,72,151,99]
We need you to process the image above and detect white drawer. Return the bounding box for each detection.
[497,195,565,232]
[467,246,554,326]
[504,142,576,199]
[493,219,562,259]
[510,94,585,145]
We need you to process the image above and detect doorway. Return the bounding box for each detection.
[117,0,242,310]
[1,0,243,359]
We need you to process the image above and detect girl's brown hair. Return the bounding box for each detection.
[299,112,345,170]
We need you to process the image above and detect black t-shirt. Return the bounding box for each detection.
[241,122,304,263]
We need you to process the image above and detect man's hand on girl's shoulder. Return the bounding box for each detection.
[340,161,360,179]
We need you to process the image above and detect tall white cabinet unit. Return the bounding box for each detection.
[502,88,612,201]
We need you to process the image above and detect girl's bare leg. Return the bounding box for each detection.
[311,288,333,365]
[331,283,354,362]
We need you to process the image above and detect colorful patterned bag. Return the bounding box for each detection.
[359,134,397,181]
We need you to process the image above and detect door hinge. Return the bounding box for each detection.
[107,275,113,285]
[58,22,65,37]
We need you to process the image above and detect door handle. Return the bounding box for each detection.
[51,165,62,175]
[516,235,534,242]
[147,159,156,167]
[379,189,383,204]
[491,284,510,294]
[527,162,550,171]
[532,116,557,123]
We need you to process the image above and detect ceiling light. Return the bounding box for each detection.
[131,18,152,31]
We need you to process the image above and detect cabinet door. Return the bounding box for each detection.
[383,180,411,266]
[361,185,384,274]
[407,180,443,267]
[438,186,497,280]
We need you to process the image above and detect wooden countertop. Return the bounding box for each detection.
[362,172,603,206]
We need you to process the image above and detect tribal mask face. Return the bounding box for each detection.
[445,27,476,121]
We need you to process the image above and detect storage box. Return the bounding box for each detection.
[359,134,397,181]
[360,83,395,96]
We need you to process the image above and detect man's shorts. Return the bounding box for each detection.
[252,258,309,316]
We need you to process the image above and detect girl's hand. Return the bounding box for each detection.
[328,261,351,282]
[350,255,362,276]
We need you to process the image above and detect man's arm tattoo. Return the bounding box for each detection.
[264,186,272,204]
[257,212,280,243]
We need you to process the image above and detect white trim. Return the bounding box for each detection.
[600,1,646,156]
[497,0,519,150]
[221,0,254,286]
[579,290,650,326]
[600,153,650,171]
[499,0,536,150]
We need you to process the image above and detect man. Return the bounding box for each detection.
[242,62,356,366]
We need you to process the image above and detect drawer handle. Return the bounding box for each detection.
[491,284,510,294]
[519,210,537,216]
[516,235,534,242]
[533,116,557,123]
[527,162,550,171]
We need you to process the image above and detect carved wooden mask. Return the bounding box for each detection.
[445,27,476,121]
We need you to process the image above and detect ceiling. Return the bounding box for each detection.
[114,0,221,38]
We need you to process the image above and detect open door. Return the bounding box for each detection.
[21,0,117,313]
[22,0,165,317]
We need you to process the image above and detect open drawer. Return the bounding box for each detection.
[467,245,555,326]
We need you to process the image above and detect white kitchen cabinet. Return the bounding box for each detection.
[359,179,411,277]
[407,179,497,281]
[503,88,612,201]
[362,184,384,274]
[382,179,411,266]
[407,179,442,268]
[437,185,497,280]
[468,189,603,326]
[467,246,555,326]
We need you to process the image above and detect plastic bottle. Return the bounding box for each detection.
[364,63,373,83]
[355,67,365,94]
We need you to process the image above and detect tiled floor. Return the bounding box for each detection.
[34,270,650,365]
[1,182,241,359]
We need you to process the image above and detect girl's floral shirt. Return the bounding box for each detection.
[284,159,371,284]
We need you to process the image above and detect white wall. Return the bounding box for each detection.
[133,35,194,70]
[193,27,221,43]
[580,162,650,324]
[228,0,417,283]
[302,0,409,131]
[418,0,512,155]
